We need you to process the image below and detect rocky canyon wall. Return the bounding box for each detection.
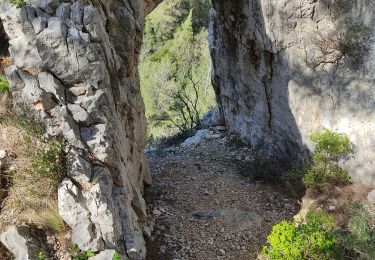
[0,0,161,258]
[210,0,375,187]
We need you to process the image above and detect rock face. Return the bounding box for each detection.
[0,225,48,260]
[209,0,375,185]
[0,0,159,258]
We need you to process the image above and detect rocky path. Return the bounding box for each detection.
[145,132,301,260]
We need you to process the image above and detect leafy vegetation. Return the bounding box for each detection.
[113,251,123,260]
[140,0,216,143]
[261,211,338,260]
[303,129,351,189]
[0,75,9,93]
[36,251,45,260]
[284,129,351,189]
[336,203,375,259]
[69,244,96,260]
[10,0,27,8]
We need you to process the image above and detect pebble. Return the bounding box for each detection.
[328,205,336,211]
[153,209,162,216]
[367,190,375,204]
[0,149,6,159]
[218,249,225,256]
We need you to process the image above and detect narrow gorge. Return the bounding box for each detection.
[0,0,374,259]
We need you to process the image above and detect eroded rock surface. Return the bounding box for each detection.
[210,0,375,186]
[0,0,157,257]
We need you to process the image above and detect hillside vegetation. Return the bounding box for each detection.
[140,0,216,144]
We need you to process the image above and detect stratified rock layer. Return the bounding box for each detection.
[0,0,160,258]
[210,0,375,185]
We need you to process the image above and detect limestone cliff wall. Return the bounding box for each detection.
[0,0,157,258]
[210,0,375,186]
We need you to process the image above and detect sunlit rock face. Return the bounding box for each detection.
[0,0,155,258]
[209,0,375,186]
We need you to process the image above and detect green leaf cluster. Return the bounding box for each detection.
[0,75,9,93]
[337,203,375,259]
[10,0,27,8]
[310,128,350,157]
[302,129,351,189]
[69,244,96,260]
[262,211,339,260]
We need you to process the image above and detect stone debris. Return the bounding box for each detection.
[0,149,6,159]
[146,134,299,259]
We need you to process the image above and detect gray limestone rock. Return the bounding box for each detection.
[210,0,375,185]
[0,226,47,260]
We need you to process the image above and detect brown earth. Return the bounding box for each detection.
[145,133,302,260]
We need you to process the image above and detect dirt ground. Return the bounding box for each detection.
[145,133,302,260]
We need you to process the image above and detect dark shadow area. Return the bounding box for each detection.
[0,22,9,57]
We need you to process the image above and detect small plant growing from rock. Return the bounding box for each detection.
[10,0,27,8]
[36,251,45,260]
[262,211,338,259]
[0,75,9,93]
[113,251,123,260]
[69,244,96,260]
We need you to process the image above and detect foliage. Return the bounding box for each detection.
[310,128,350,157]
[284,129,351,189]
[140,0,216,143]
[36,252,45,260]
[262,211,338,260]
[10,0,27,8]
[69,244,96,260]
[113,251,123,260]
[0,75,9,93]
[337,203,375,259]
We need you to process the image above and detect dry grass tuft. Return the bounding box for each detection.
[0,114,66,234]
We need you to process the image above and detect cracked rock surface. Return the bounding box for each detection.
[0,0,161,257]
[210,0,375,186]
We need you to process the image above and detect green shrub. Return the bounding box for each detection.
[0,75,9,93]
[310,128,350,157]
[337,204,375,259]
[69,244,96,260]
[10,0,27,8]
[300,129,352,189]
[262,211,339,260]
